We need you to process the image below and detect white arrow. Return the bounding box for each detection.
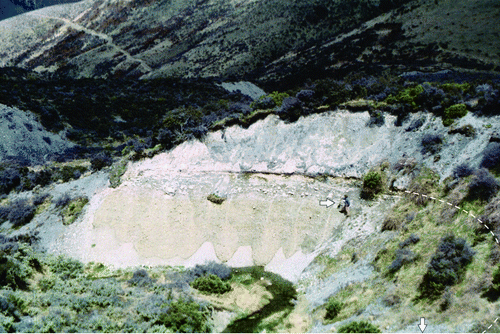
[418,317,427,333]
[319,199,335,208]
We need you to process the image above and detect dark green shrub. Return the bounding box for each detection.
[53,193,71,208]
[467,168,499,202]
[443,104,467,126]
[0,242,40,290]
[207,193,225,204]
[48,255,84,279]
[128,269,156,287]
[421,133,443,154]
[90,152,112,171]
[324,298,342,320]
[0,166,21,195]
[385,85,424,110]
[6,199,36,227]
[191,274,232,294]
[388,248,417,273]
[156,299,210,333]
[338,320,381,333]
[418,235,475,298]
[188,261,232,281]
[481,142,500,173]
[361,171,383,199]
[448,124,476,137]
[452,163,474,179]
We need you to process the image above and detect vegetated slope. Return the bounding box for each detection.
[0,0,82,21]
[255,0,500,90]
[0,103,74,165]
[0,0,498,84]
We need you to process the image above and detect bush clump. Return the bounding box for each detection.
[338,320,381,333]
[388,248,417,273]
[421,133,443,154]
[128,269,156,287]
[191,274,232,294]
[0,166,21,195]
[419,234,475,298]
[385,84,424,110]
[207,193,225,205]
[452,163,474,179]
[0,240,41,290]
[481,142,500,173]
[5,199,36,227]
[156,299,210,333]
[48,255,84,280]
[90,152,112,171]
[61,196,89,225]
[443,104,467,126]
[361,171,383,199]
[467,168,499,202]
[324,298,342,320]
[188,261,232,281]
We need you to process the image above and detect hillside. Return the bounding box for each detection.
[0,0,498,85]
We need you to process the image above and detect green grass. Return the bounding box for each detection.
[109,159,128,188]
[61,197,89,225]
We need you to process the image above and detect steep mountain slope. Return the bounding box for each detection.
[0,0,82,21]
[0,0,498,85]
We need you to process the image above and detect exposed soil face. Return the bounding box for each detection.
[89,171,352,269]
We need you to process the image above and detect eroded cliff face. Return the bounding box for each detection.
[33,109,500,283]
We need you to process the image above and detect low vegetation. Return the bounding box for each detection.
[190,274,232,295]
[338,320,381,333]
[207,193,226,205]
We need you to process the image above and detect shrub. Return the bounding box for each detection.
[388,248,417,273]
[128,269,156,287]
[443,104,467,126]
[6,199,36,227]
[191,274,232,294]
[156,128,176,149]
[54,193,71,208]
[188,261,231,281]
[415,83,445,112]
[448,124,476,137]
[276,96,302,122]
[250,96,276,110]
[296,89,315,102]
[0,167,21,195]
[419,235,475,298]
[61,196,89,225]
[481,142,500,172]
[467,168,499,202]
[0,242,40,290]
[338,320,381,333]
[381,216,400,231]
[32,193,50,206]
[366,111,384,127]
[207,193,225,204]
[452,163,474,179]
[136,293,171,323]
[48,255,84,279]
[90,152,112,171]
[385,85,424,110]
[156,299,210,333]
[398,234,420,248]
[421,133,443,154]
[361,171,383,199]
[405,118,424,132]
[324,298,342,320]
